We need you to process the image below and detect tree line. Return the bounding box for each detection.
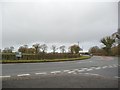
[89,30,120,56]
[1,30,120,56]
[1,44,82,60]
[1,44,81,54]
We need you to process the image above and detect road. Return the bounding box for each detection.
[1,56,120,88]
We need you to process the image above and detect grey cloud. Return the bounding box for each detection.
[1,1,118,51]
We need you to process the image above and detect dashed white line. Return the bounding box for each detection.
[68,71,75,74]
[113,64,117,67]
[35,72,47,75]
[81,68,88,70]
[108,65,113,68]
[102,66,108,69]
[73,69,79,71]
[86,68,93,71]
[51,71,61,74]
[0,76,11,78]
[95,67,101,70]
[17,74,30,77]
[90,67,96,69]
[63,70,70,72]
[77,69,85,72]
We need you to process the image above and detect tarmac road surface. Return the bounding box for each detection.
[1,56,119,88]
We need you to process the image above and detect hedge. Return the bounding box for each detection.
[1,53,80,60]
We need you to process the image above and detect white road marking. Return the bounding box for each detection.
[89,61,92,62]
[90,74,99,76]
[95,67,101,70]
[77,69,85,72]
[83,73,100,76]
[114,76,120,78]
[63,70,70,72]
[35,72,47,75]
[79,73,100,76]
[86,68,93,71]
[84,73,90,75]
[51,71,61,74]
[81,68,88,70]
[113,64,117,67]
[108,65,113,68]
[17,74,30,77]
[90,67,96,69]
[73,69,79,71]
[0,76,11,78]
[73,72,77,74]
[67,71,75,74]
[102,66,108,69]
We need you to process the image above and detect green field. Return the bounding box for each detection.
[1,56,91,64]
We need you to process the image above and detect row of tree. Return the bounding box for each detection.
[89,30,120,56]
[1,44,81,54]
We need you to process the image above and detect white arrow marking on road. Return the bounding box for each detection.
[0,76,11,78]
[17,74,30,77]
[35,72,47,75]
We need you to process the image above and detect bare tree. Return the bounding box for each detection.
[59,45,66,53]
[51,45,58,54]
[32,43,41,54]
[40,44,48,53]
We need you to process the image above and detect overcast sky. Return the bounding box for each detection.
[0,0,118,52]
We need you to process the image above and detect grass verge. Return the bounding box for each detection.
[1,56,91,64]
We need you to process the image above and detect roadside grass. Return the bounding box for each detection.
[0,56,91,64]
